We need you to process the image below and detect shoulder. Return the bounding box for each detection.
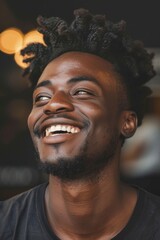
[0,183,49,239]
[0,182,47,221]
[141,188,160,209]
[138,188,160,229]
[0,182,47,204]
[143,190,160,239]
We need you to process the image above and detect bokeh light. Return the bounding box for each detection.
[14,51,29,69]
[24,30,44,46]
[14,29,44,68]
[0,28,44,67]
[0,28,23,54]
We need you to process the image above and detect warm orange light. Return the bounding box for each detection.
[23,30,44,47]
[14,51,29,69]
[15,30,44,68]
[0,28,23,54]
[0,28,45,68]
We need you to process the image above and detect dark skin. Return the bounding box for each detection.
[28,52,138,240]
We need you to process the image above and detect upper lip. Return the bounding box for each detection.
[34,117,84,138]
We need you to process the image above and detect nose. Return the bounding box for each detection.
[43,91,74,115]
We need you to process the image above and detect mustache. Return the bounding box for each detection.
[33,113,90,138]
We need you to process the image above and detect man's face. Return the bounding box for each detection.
[28,52,127,180]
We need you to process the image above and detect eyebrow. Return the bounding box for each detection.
[34,80,52,90]
[34,75,100,90]
[68,76,101,86]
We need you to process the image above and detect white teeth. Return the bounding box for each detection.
[55,125,61,131]
[45,125,80,137]
[67,126,71,132]
[62,126,66,131]
[71,128,75,133]
[50,126,56,132]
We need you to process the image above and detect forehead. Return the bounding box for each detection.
[38,51,123,88]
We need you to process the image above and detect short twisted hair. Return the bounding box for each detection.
[21,8,156,126]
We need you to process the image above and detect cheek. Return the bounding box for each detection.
[82,104,111,135]
[27,108,41,134]
[27,109,35,131]
[86,102,120,139]
[27,112,33,133]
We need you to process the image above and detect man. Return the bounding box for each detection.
[0,8,160,240]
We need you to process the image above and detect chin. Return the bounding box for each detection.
[38,155,86,181]
[37,152,113,182]
[35,133,119,181]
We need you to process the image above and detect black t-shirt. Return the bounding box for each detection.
[0,183,160,240]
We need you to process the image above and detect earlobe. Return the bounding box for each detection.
[120,111,138,138]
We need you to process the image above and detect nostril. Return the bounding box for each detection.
[43,109,52,115]
[43,107,71,115]
[55,107,69,113]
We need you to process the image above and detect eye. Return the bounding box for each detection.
[34,94,51,105]
[74,89,94,96]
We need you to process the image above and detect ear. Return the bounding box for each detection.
[120,111,138,138]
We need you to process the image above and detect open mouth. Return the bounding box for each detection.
[45,124,81,137]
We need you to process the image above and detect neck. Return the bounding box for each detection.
[44,162,137,240]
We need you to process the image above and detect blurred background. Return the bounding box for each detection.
[0,0,160,200]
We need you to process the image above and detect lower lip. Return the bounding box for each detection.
[42,132,80,144]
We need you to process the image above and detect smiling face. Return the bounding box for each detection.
[28,51,134,180]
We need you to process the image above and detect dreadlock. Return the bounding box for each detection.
[21,8,156,126]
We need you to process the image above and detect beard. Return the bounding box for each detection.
[36,132,120,182]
